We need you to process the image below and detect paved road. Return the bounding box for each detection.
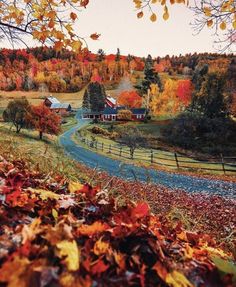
[59,111,236,198]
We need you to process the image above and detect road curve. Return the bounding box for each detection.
[59,111,236,198]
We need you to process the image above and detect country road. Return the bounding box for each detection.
[59,111,236,198]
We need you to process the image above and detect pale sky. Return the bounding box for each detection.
[0,1,223,57]
[77,0,217,57]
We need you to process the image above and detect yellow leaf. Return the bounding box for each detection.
[151,0,158,3]
[94,238,110,255]
[220,21,226,30]
[166,271,193,287]
[163,12,169,20]
[28,188,60,201]
[68,181,84,193]
[233,21,236,29]
[150,13,157,22]
[203,7,211,17]
[56,240,80,271]
[52,209,58,220]
[71,40,82,51]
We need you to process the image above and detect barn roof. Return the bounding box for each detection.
[50,103,71,109]
[106,96,116,105]
[46,96,60,105]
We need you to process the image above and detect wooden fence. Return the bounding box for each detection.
[78,137,236,174]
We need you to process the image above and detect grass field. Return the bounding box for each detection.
[0,121,88,182]
[76,122,236,176]
[0,89,85,110]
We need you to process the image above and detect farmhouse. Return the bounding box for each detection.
[101,107,146,122]
[44,96,72,115]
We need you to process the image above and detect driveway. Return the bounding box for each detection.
[59,111,236,198]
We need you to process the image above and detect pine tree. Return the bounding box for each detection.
[84,82,106,112]
[115,48,121,62]
[82,89,90,110]
[97,49,105,62]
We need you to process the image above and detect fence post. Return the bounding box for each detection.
[95,141,98,150]
[174,153,180,169]
[220,153,226,174]
[101,142,104,152]
[119,146,122,157]
[109,144,111,154]
[150,149,154,163]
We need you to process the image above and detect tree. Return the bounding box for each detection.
[176,79,193,107]
[0,0,92,51]
[97,49,106,62]
[83,82,106,112]
[26,104,61,140]
[136,56,162,95]
[118,127,146,159]
[150,79,179,116]
[3,98,30,133]
[191,72,230,118]
[115,48,121,62]
[118,90,142,108]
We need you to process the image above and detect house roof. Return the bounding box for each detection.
[82,109,102,115]
[46,96,60,105]
[50,103,71,109]
[103,107,118,115]
[131,108,147,115]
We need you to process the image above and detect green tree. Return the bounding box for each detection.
[191,72,230,118]
[137,56,162,94]
[3,98,30,133]
[83,82,106,112]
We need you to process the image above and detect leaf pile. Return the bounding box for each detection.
[0,157,235,287]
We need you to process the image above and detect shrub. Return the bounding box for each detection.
[162,112,236,155]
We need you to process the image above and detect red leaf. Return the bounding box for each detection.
[90,33,101,40]
[131,202,150,219]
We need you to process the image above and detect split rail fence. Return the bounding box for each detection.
[78,137,236,175]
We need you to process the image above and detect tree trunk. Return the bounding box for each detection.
[39,131,43,140]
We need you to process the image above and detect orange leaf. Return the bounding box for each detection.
[78,221,109,236]
[137,11,144,18]
[90,33,101,40]
[70,12,77,21]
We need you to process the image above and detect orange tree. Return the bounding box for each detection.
[26,104,61,140]
[118,90,142,108]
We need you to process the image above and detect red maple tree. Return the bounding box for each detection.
[26,104,61,140]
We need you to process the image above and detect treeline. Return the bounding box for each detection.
[0,46,234,93]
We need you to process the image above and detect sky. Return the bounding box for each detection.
[76,0,217,57]
[0,1,221,57]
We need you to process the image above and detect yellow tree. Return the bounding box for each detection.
[150,79,180,116]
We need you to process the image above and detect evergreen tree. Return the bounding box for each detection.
[191,72,230,118]
[96,49,105,62]
[82,89,90,110]
[115,48,121,62]
[83,82,106,112]
[136,55,162,94]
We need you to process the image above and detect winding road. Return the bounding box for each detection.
[59,110,236,198]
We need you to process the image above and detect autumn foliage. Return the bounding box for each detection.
[118,90,142,108]
[0,158,235,286]
[26,104,61,139]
